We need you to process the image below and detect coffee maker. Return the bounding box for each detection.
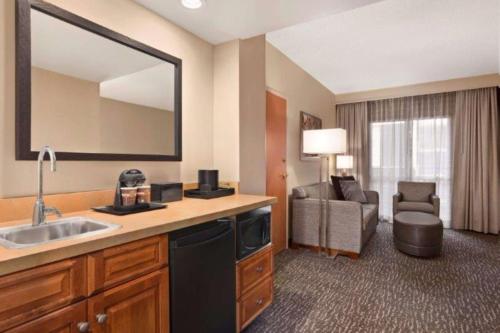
[92,169,166,216]
[113,169,146,209]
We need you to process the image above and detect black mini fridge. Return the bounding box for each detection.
[169,219,236,333]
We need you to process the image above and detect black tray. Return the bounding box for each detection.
[184,187,235,199]
[92,202,167,216]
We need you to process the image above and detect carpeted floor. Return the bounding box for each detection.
[244,222,500,333]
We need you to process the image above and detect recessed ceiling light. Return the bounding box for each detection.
[181,0,205,9]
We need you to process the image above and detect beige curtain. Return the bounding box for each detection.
[336,102,369,188]
[452,87,499,234]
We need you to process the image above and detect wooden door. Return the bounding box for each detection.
[266,91,287,254]
[6,301,87,333]
[88,269,169,333]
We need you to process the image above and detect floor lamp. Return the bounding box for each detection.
[303,128,346,255]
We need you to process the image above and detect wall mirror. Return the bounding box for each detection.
[15,0,182,161]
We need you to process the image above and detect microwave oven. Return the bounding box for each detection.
[235,206,271,260]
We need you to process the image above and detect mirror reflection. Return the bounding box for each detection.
[30,9,176,155]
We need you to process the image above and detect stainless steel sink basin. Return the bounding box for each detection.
[0,217,121,249]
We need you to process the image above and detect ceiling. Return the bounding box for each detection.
[267,0,500,93]
[134,0,385,45]
[32,9,174,110]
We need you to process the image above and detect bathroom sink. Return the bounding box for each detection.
[0,217,121,249]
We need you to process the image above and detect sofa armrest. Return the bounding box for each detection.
[430,194,440,217]
[292,198,321,246]
[393,192,402,216]
[364,190,379,206]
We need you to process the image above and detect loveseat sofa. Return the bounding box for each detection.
[291,182,379,258]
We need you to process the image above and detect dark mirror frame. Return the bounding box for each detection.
[15,0,182,161]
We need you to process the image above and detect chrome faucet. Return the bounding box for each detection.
[32,146,62,226]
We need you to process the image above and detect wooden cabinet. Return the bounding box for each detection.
[236,245,274,331]
[88,235,168,295]
[88,269,169,333]
[0,256,86,331]
[0,236,168,333]
[5,301,87,333]
[0,227,274,332]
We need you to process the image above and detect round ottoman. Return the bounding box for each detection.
[393,211,443,258]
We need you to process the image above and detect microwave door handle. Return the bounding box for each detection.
[263,218,270,243]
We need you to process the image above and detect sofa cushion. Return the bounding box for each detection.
[340,180,368,203]
[398,181,435,202]
[398,201,434,213]
[362,204,377,230]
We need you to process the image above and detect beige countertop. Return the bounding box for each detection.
[0,194,276,276]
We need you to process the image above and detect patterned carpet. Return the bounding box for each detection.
[244,222,500,333]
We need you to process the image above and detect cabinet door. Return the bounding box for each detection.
[88,268,169,333]
[6,301,87,333]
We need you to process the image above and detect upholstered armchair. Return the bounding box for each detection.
[291,182,379,259]
[393,181,440,217]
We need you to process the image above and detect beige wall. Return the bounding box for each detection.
[0,0,213,197]
[336,74,500,104]
[265,43,336,193]
[213,40,240,181]
[239,36,267,195]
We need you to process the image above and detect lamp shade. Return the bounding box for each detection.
[337,155,353,169]
[303,128,346,155]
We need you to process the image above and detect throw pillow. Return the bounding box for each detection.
[331,175,356,201]
[292,187,308,199]
[339,180,368,203]
[331,176,345,200]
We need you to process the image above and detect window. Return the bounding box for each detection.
[369,118,451,226]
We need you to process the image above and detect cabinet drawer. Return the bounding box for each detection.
[238,276,273,330]
[0,256,86,331]
[5,301,87,333]
[88,235,168,294]
[237,245,273,297]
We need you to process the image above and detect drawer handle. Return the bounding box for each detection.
[96,313,108,325]
[256,265,264,273]
[77,322,90,332]
[256,298,264,305]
